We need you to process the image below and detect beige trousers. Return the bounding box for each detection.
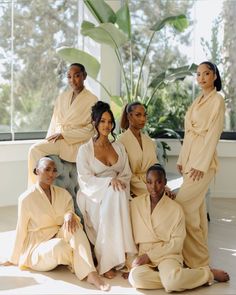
[129,259,213,292]
[30,226,96,280]
[28,140,64,186]
[176,169,215,268]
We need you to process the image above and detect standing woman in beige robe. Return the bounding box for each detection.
[77,101,137,279]
[118,102,158,197]
[28,63,97,185]
[1,157,109,291]
[176,62,227,274]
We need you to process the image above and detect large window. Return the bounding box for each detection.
[127,0,236,137]
[0,0,235,140]
[0,0,80,139]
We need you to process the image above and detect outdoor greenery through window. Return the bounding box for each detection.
[126,0,236,137]
[0,0,235,141]
[0,0,80,139]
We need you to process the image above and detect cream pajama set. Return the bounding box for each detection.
[119,128,158,197]
[28,88,97,185]
[10,183,96,280]
[129,194,214,292]
[176,88,225,268]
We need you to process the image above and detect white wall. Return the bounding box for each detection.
[164,139,236,198]
[0,139,235,207]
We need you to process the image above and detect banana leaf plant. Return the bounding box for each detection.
[57,0,197,109]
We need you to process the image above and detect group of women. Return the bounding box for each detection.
[2,61,229,291]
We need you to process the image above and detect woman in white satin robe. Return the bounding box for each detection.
[76,101,137,278]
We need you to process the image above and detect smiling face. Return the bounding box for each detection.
[146,170,166,200]
[196,63,216,91]
[97,111,113,137]
[128,105,147,130]
[36,159,57,186]
[67,65,86,93]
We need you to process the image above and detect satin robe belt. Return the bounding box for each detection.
[186,128,207,137]
[56,124,83,131]
[135,172,146,177]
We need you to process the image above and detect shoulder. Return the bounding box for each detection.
[213,92,225,107]
[52,185,72,200]
[18,185,38,205]
[83,88,98,102]
[130,194,147,209]
[113,140,127,154]
[164,195,184,217]
[78,139,93,155]
[118,130,129,141]
[142,132,155,145]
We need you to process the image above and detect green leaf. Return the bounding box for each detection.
[148,72,166,88]
[110,95,124,108]
[150,14,188,32]
[84,0,116,23]
[81,22,128,48]
[149,64,196,88]
[56,47,100,80]
[115,2,131,38]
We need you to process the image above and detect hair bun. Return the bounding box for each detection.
[92,101,110,115]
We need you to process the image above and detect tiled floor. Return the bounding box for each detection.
[0,198,235,295]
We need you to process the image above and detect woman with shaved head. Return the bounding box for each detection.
[2,157,109,291]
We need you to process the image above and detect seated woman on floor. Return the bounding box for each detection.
[129,163,229,292]
[76,101,137,279]
[1,157,109,292]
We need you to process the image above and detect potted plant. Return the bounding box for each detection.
[56,0,196,160]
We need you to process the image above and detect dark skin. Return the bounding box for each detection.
[93,112,126,192]
[132,170,166,268]
[127,105,175,200]
[131,170,230,283]
[127,105,147,150]
[46,65,87,143]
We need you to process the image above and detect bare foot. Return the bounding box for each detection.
[0,261,14,266]
[211,268,230,282]
[104,269,116,279]
[121,272,129,279]
[87,271,110,291]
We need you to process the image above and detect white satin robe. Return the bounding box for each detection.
[76,139,137,274]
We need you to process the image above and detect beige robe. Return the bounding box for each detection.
[28,88,97,185]
[176,88,225,268]
[10,183,95,280]
[77,139,137,274]
[119,129,157,197]
[129,194,213,292]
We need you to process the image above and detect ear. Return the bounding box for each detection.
[214,73,217,81]
[83,72,87,80]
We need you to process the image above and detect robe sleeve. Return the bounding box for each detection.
[77,143,112,198]
[192,98,225,172]
[10,197,30,265]
[130,175,147,196]
[146,211,186,263]
[63,190,81,224]
[62,122,94,145]
[46,101,58,138]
